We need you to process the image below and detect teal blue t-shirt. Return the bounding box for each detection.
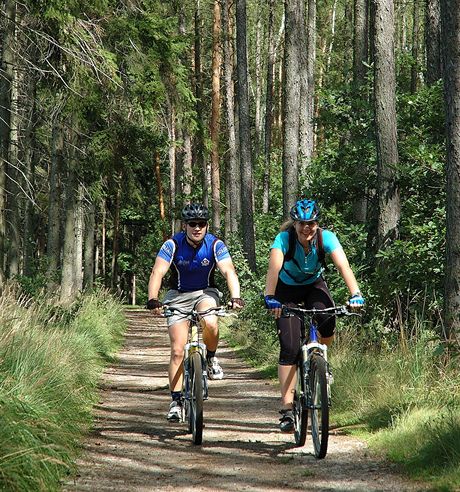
[271,229,342,286]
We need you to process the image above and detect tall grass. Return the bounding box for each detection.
[224,314,460,490]
[0,286,126,491]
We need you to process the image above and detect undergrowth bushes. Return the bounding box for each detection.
[0,286,126,491]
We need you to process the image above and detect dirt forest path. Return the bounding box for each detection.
[64,310,428,492]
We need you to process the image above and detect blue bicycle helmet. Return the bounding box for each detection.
[181,203,210,222]
[289,199,320,222]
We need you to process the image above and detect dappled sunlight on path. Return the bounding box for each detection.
[63,310,428,492]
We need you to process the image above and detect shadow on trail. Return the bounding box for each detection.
[64,310,422,492]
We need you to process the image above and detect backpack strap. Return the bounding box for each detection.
[316,228,329,272]
[281,227,328,280]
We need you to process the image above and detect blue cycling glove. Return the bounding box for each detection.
[348,291,365,309]
[264,295,282,310]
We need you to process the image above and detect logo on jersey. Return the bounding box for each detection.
[201,258,210,266]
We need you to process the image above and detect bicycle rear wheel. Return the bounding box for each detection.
[293,363,308,446]
[189,351,204,444]
[309,354,329,459]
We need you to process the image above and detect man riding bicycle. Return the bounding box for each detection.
[146,203,244,421]
[263,198,365,432]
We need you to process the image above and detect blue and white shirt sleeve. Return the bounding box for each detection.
[214,240,231,262]
[322,230,342,254]
[157,239,176,263]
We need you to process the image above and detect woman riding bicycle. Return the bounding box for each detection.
[263,198,365,432]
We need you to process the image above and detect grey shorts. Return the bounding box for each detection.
[162,288,222,327]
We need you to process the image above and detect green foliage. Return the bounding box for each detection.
[0,288,126,491]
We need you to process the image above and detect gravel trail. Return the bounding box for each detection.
[64,310,429,492]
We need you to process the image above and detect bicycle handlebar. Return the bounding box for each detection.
[281,304,359,317]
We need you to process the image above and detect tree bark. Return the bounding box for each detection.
[411,0,421,93]
[6,30,20,277]
[60,167,77,303]
[210,0,222,232]
[299,0,312,178]
[22,52,38,277]
[282,0,302,217]
[194,0,207,206]
[183,133,193,201]
[0,0,16,288]
[373,0,401,249]
[74,182,84,292]
[425,0,442,84]
[46,118,64,290]
[236,0,256,271]
[353,0,369,223]
[222,0,239,234]
[262,0,276,214]
[83,199,95,290]
[354,0,369,86]
[154,149,167,241]
[110,174,122,290]
[440,0,460,339]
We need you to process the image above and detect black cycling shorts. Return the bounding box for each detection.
[274,277,335,366]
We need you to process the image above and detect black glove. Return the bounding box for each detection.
[146,298,162,310]
[230,298,245,309]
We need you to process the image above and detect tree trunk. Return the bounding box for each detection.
[101,198,107,283]
[222,0,239,234]
[110,174,122,290]
[373,0,401,249]
[167,96,177,233]
[298,0,310,178]
[236,0,256,271]
[0,0,16,288]
[183,133,193,201]
[74,183,84,292]
[60,167,77,303]
[83,199,95,290]
[411,0,421,93]
[46,119,64,290]
[354,0,369,86]
[425,0,442,84]
[6,33,20,277]
[353,0,370,223]
[210,0,222,232]
[440,0,460,340]
[263,0,276,214]
[22,54,37,277]
[154,149,167,241]
[306,0,317,158]
[254,4,263,156]
[194,0,206,205]
[282,0,302,217]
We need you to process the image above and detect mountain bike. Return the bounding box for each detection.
[163,305,231,445]
[281,304,357,459]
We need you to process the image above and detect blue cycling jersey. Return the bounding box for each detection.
[271,229,342,286]
[157,232,230,291]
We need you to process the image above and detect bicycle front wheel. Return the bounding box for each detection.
[189,351,204,445]
[293,363,308,446]
[309,354,329,459]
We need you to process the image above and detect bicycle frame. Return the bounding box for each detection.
[282,304,355,456]
[183,313,208,401]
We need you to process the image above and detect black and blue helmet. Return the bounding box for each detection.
[289,199,320,222]
[181,203,210,222]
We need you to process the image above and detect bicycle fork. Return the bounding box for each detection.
[301,345,333,408]
[183,342,209,401]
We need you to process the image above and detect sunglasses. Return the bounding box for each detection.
[297,221,317,228]
[187,221,208,229]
